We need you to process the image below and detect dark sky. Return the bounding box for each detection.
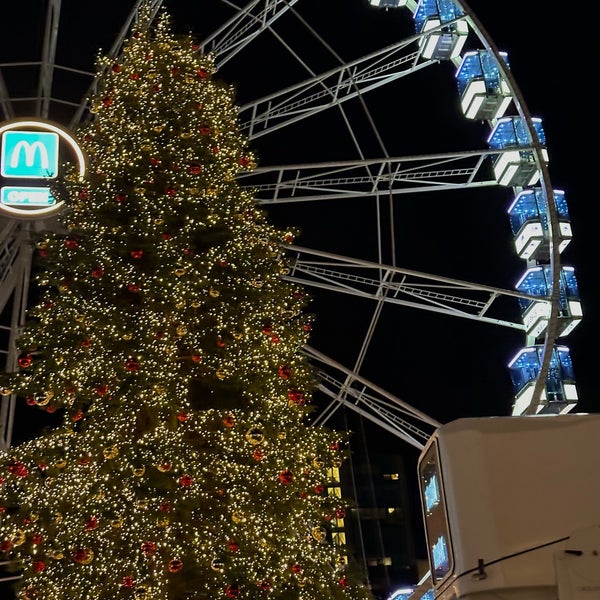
[0,0,597,454]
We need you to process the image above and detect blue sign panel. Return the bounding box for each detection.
[1,186,55,206]
[1,130,59,178]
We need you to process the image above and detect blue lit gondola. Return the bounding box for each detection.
[487,116,548,187]
[507,188,572,260]
[508,345,578,415]
[515,265,582,339]
[413,0,468,60]
[455,50,512,120]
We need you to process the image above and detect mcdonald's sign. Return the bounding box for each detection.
[1,131,59,179]
[0,119,85,218]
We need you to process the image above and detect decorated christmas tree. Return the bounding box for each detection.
[0,7,372,600]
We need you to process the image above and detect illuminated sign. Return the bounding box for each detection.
[424,473,440,511]
[0,119,85,219]
[1,131,59,178]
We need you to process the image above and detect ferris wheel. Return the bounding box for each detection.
[0,0,581,460]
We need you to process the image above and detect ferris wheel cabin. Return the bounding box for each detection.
[455,51,512,121]
[508,345,578,415]
[488,117,548,187]
[507,189,573,261]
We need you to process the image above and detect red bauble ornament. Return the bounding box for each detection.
[31,533,43,545]
[288,390,306,405]
[102,97,112,107]
[168,559,183,573]
[223,414,235,428]
[334,508,346,519]
[226,584,239,598]
[165,187,177,197]
[162,233,172,240]
[238,156,250,167]
[78,189,89,200]
[278,469,293,485]
[291,563,302,574]
[159,502,171,512]
[170,67,180,77]
[339,576,349,587]
[129,72,139,81]
[259,581,271,592]
[278,365,292,379]
[122,576,135,589]
[216,337,226,348]
[81,338,91,348]
[141,541,156,556]
[8,462,28,478]
[179,474,193,487]
[36,462,48,472]
[72,548,90,563]
[252,448,265,461]
[191,354,202,363]
[188,164,202,175]
[32,561,46,573]
[84,516,98,531]
[314,484,325,495]
[0,539,13,552]
[91,266,104,278]
[150,157,161,166]
[211,146,220,155]
[18,354,33,368]
[25,396,35,406]
[177,412,189,423]
[199,125,211,136]
[130,249,143,259]
[37,248,49,258]
[95,384,109,396]
[111,64,121,73]
[45,405,56,414]
[127,284,140,293]
[125,358,140,372]
[72,409,83,422]
[196,68,208,79]
[227,540,239,552]
[115,193,128,204]
[217,259,229,268]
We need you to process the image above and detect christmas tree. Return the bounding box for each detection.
[0,7,372,600]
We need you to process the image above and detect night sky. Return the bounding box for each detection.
[0,0,598,572]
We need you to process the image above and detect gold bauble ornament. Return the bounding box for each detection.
[311,526,327,542]
[232,511,246,523]
[74,313,86,322]
[157,517,169,528]
[174,268,186,277]
[211,558,225,572]
[55,460,67,469]
[176,325,187,336]
[312,457,324,470]
[44,477,55,488]
[132,466,146,477]
[111,516,124,528]
[103,445,119,460]
[52,512,63,524]
[215,368,227,380]
[245,427,264,446]
[209,288,220,298]
[0,388,12,396]
[12,530,26,546]
[123,332,133,341]
[191,300,201,308]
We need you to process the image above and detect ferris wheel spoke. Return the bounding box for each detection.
[303,343,440,449]
[243,152,499,203]
[238,41,430,139]
[203,0,301,68]
[284,245,527,329]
